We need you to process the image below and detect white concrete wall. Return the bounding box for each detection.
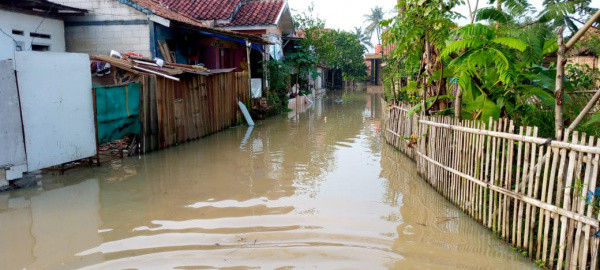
[52,0,152,56]
[0,60,27,183]
[309,67,324,90]
[0,9,66,60]
[15,51,96,171]
[51,0,147,21]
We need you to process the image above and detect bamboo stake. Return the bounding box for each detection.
[528,145,544,256]
[570,136,594,269]
[580,138,600,269]
[511,126,525,241]
[557,132,580,269]
[504,121,515,240]
[524,127,539,254]
[549,130,571,269]
[565,134,586,267]
[497,119,508,236]
[478,121,486,222]
[518,126,533,249]
[484,118,493,227]
[542,144,561,264]
[536,145,553,260]
[489,119,499,231]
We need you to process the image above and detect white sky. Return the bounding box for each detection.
[288,0,600,53]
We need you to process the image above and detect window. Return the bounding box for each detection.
[12,30,24,35]
[30,32,51,39]
[31,44,50,51]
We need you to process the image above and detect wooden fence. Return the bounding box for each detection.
[140,71,249,152]
[384,101,600,269]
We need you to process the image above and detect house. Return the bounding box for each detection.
[365,45,384,86]
[0,0,86,60]
[51,0,294,93]
[139,0,296,90]
[1,1,96,186]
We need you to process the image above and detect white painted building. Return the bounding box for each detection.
[0,1,85,61]
[0,1,92,187]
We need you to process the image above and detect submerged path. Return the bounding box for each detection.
[0,93,535,269]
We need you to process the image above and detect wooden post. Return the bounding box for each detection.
[554,10,600,138]
[92,87,101,166]
[262,50,268,95]
[246,40,252,99]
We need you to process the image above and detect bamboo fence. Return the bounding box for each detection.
[385,101,600,269]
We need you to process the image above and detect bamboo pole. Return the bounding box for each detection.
[557,132,580,268]
[565,134,587,267]
[419,120,600,154]
[536,146,553,260]
[549,130,571,269]
[570,136,595,268]
[566,89,600,133]
[512,126,525,245]
[581,138,600,269]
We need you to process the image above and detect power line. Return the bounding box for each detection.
[29,2,56,50]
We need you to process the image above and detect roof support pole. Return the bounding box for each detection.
[263,49,269,100]
[246,40,252,100]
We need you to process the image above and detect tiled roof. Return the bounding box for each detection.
[157,0,241,20]
[127,0,271,44]
[219,0,284,27]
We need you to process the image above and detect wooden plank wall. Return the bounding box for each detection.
[385,101,600,270]
[139,71,249,152]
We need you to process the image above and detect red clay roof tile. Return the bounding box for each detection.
[219,0,284,27]
[158,0,241,20]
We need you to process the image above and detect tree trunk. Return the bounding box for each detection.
[391,77,397,101]
[455,84,462,119]
[555,27,566,139]
[331,70,335,90]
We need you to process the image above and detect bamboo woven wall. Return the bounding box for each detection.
[385,101,600,269]
[140,71,249,152]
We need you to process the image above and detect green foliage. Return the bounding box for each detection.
[263,59,291,109]
[293,3,367,86]
[565,63,599,90]
[538,0,598,33]
[285,44,319,89]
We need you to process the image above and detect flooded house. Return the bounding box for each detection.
[0,0,95,186]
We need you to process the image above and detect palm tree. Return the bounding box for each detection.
[364,7,384,45]
[354,27,373,50]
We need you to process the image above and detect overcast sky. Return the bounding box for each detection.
[287,0,600,53]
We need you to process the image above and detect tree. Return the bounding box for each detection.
[354,27,373,51]
[539,0,598,34]
[364,6,385,45]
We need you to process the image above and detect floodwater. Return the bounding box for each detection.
[0,93,536,269]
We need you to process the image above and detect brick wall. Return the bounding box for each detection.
[53,0,152,57]
[65,24,151,57]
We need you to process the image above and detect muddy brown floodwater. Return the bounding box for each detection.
[0,93,536,269]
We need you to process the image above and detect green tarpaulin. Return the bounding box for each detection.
[94,83,141,144]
